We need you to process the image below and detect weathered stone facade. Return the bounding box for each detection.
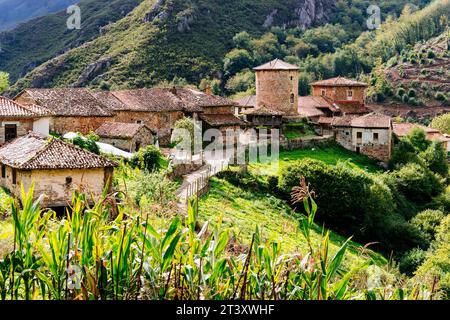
[202,106,235,114]
[0,118,33,145]
[256,69,299,117]
[312,85,366,104]
[0,166,113,207]
[50,116,114,135]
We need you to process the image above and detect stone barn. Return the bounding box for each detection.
[0,132,117,208]
[95,122,155,153]
[0,96,50,145]
[311,77,368,105]
[333,113,392,162]
[14,88,114,134]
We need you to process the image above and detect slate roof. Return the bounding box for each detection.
[311,77,368,87]
[95,122,155,139]
[19,88,114,117]
[0,96,50,118]
[254,59,299,71]
[234,95,257,108]
[199,114,246,126]
[244,105,284,116]
[0,132,117,170]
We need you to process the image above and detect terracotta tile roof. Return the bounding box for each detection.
[106,88,236,113]
[333,100,371,114]
[234,95,256,108]
[392,123,439,137]
[20,88,114,117]
[0,96,50,118]
[254,59,299,71]
[298,97,328,117]
[91,91,128,111]
[0,132,117,170]
[95,122,155,139]
[333,113,391,129]
[244,105,284,116]
[199,114,246,126]
[311,77,368,87]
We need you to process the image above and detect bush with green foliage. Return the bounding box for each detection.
[420,140,449,177]
[431,113,450,134]
[391,163,445,204]
[0,72,8,92]
[130,145,163,172]
[278,159,425,254]
[411,209,445,242]
[70,134,100,155]
[399,248,427,276]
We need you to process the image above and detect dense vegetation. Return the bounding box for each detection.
[0,0,143,83]
[6,0,444,96]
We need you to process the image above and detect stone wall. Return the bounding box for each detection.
[256,69,299,116]
[0,118,33,145]
[202,106,234,114]
[281,135,334,150]
[312,86,366,104]
[0,167,112,207]
[51,116,113,135]
[99,128,154,153]
[335,127,353,150]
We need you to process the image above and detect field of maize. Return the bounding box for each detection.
[0,183,436,300]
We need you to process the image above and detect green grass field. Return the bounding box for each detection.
[198,178,387,269]
[250,143,382,176]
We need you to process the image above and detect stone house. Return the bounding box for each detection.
[14,88,114,135]
[95,122,155,153]
[254,59,300,119]
[0,132,117,208]
[311,77,368,105]
[0,96,50,145]
[333,113,392,162]
[93,87,241,145]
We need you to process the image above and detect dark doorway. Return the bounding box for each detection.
[135,142,141,151]
[5,124,17,142]
[356,147,361,154]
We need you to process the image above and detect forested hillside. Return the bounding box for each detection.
[0,0,143,82]
[4,0,436,95]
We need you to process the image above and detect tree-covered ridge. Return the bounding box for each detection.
[5,0,437,96]
[0,0,144,83]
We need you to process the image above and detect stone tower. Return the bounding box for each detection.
[254,59,299,117]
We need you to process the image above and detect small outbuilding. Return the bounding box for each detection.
[95,122,155,153]
[0,132,117,208]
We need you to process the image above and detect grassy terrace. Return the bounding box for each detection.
[249,143,382,176]
[198,178,387,269]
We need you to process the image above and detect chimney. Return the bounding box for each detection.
[204,85,212,95]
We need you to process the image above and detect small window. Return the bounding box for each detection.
[290,76,293,81]
[12,169,17,185]
[136,120,142,124]
[347,90,353,99]
[345,132,349,136]
[290,93,295,104]
[1,165,5,178]
[357,132,362,139]
[373,133,379,141]
[66,177,73,185]
[321,89,326,96]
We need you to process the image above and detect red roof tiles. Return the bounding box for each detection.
[311,77,368,87]
[0,96,49,118]
[254,59,299,71]
[95,122,154,139]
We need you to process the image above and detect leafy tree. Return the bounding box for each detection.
[130,145,163,171]
[223,49,253,77]
[411,209,445,242]
[232,31,252,50]
[70,133,100,155]
[431,113,450,134]
[225,69,255,94]
[407,127,431,152]
[0,72,9,92]
[421,140,449,177]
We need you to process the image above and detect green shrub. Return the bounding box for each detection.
[427,50,436,59]
[431,113,450,134]
[435,92,447,101]
[411,209,445,242]
[130,145,163,171]
[399,248,427,275]
[71,135,100,155]
[420,140,449,177]
[391,163,445,204]
[402,94,410,104]
[408,88,417,97]
[397,88,406,96]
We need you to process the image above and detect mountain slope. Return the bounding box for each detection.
[0,0,78,31]
[9,0,337,93]
[0,0,143,82]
